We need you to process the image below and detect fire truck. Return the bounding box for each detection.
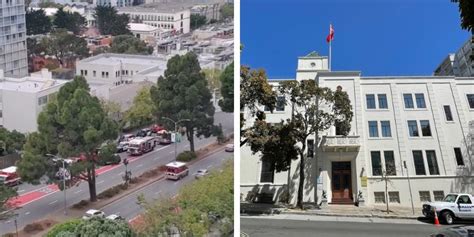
[127,136,157,156]
[0,166,21,186]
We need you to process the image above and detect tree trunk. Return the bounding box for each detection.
[88,165,97,202]
[385,175,389,213]
[297,147,306,209]
[187,128,195,152]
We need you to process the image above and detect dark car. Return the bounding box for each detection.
[430,226,474,237]
[99,154,121,166]
[136,128,152,137]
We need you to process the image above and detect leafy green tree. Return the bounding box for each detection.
[109,35,153,55]
[53,8,86,35]
[17,77,119,202]
[124,86,155,129]
[26,9,52,35]
[41,29,88,67]
[452,0,474,33]
[38,0,62,8]
[220,3,234,20]
[0,128,26,155]
[0,185,17,220]
[74,218,133,236]
[191,14,207,30]
[151,52,215,152]
[218,62,233,113]
[46,219,82,237]
[202,68,222,92]
[100,99,123,123]
[94,6,131,36]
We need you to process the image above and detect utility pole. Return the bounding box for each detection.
[404,161,415,215]
[161,117,190,160]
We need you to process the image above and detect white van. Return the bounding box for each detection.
[165,162,189,180]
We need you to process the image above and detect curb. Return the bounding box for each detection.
[280,210,425,220]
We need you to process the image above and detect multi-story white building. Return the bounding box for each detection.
[118,6,190,34]
[93,0,132,8]
[434,36,474,77]
[241,53,474,208]
[0,0,28,77]
[0,69,67,133]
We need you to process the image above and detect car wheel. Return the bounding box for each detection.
[442,211,454,225]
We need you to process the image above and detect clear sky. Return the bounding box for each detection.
[241,0,470,78]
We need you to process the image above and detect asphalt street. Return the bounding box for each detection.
[0,112,233,234]
[241,216,452,237]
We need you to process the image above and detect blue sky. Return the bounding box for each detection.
[241,0,470,78]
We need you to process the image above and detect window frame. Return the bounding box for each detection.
[425,150,440,175]
[259,158,275,183]
[419,120,432,137]
[384,151,396,176]
[371,151,382,176]
[407,120,419,137]
[412,150,426,175]
[443,105,454,122]
[454,147,465,166]
[368,121,379,138]
[366,94,376,109]
[415,93,426,108]
[380,121,392,138]
[467,94,474,109]
[403,93,414,109]
[377,94,388,109]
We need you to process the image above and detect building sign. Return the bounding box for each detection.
[361,176,367,187]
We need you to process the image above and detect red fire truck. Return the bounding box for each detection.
[127,136,157,156]
[0,166,21,186]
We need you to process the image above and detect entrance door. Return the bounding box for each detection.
[331,162,353,204]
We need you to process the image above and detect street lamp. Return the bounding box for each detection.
[46,154,68,216]
[161,117,190,160]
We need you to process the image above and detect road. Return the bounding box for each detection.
[0,112,233,235]
[241,215,458,237]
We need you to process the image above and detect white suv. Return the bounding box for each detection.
[82,209,105,220]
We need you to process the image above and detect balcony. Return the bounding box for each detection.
[321,135,361,152]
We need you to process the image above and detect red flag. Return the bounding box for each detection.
[326,24,334,43]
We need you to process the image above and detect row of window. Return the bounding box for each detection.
[127,13,184,22]
[368,120,432,138]
[80,69,136,79]
[367,93,474,111]
[374,191,447,204]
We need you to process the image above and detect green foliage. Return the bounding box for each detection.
[0,127,25,156]
[47,218,133,237]
[27,38,46,58]
[94,6,131,36]
[202,68,222,92]
[452,0,474,33]
[23,222,44,233]
[191,14,207,30]
[17,76,119,202]
[220,3,234,20]
[100,99,123,122]
[40,29,89,67]
[46,219,81,237]
[26,9,52,35]
[123,86,155,129]
[218,62,233,113]
[53,8,86,34]
[38,0,62,8]
[0,185,17,220]
[97,183,127,199]
[176,151,196,162]
[151,52,215,152]
[110,35,153,55]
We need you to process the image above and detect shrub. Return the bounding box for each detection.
[176,151,196,162]
[72,200,89,209]
[3,233,16,237]
[23,222,44,233]
[97,186,122,199]
[46,219,82,237]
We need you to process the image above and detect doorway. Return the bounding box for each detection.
[331,161,353,204]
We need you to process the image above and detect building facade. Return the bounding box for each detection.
[93,0,132,8]
[118,6,190,34]
[0,0,28,77]
[434,36,474,77]
[241,53,474,208]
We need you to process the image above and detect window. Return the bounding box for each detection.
[84,70,87,76]
[454,147,465,166]
[458,195,472,204]
[420,120,432,136]
[378,94,388,109]
[374,192,386,203]
[412,150,426,175]
[276,96,285,111]
[80,70,84,76]
[371,151,382,176]
[415,93,426,108]
[388,192,400,203]
[426,150,439,175]
[0,110,2,118]
[381,121,391,137]
[368,121,378,137]
[307,139,314,158]
[260,158,274,183]
[443,105,453,121]
[433,191,445,201]
[366,94,376,109]
[93,71,96,77]
[419,191,431,202]
[384,151,396,175]
[407,120,419,137]
[467,94,474,109]
[38,96,48,105]
[403,94,414,108]
[102,71,105,78]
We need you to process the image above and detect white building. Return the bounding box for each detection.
[0,69,67,133]
[1,0,28,77]
[241,53,474,208]
[118,6,190,34]
[94,0,132,8]
[128,23,160,43]
[434,36,474,77]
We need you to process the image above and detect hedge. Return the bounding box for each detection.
[176,151,196,162]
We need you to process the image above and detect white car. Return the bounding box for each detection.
[106,214,124,221]
[422,193,474,224]
[82,209,105,220]
[225,144,234,152]
[195,169,209,179]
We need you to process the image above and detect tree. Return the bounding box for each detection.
[94,6,131,36]
[100,99,123,123]
[46,218,133,236]
[124,86,155,129]
[38,0,62,8]
[26,9,52,35]
[41,29,88,67]
[0,185,17,220]
[109,35,153,55]
[218,62,233,113]
[17,76,119,202]
[53,8,86,35]
[191,14,207,30]
[220,3,234,20]
[0,128,26,156]
[202,68,222,92]
[452,0,474,33]
[151,52,215,152]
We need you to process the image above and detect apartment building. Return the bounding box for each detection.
[0,0,28,77]
[94,0,132,8]
[434,36,474,77]
[241,53,474,208]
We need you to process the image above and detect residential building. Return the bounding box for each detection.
[434,36,474,77]
[93,0,132,8]
[128,23,160,43]
[1,0,28,77]
[0,69,67,133]
[241,52,474,208]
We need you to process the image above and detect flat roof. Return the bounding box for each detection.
[119,0,222,13]
[0,77,68,93]
[166,161,187,168]
[79,53,167,68]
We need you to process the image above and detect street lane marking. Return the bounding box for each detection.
[97,180,104,185]
[48,200,58,205]
[136,164,143,168]
[169,151,174,154]
[74,190,82,194]
[17,189,25,193]
[24,212,30,215]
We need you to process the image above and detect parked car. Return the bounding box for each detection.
[430,226,474,237]
[136,128,152,137]
[99,154,121,166]
[119,134,135,143]
[106,214,124,221]
[422,193,474,225]
[82,209,105,220]
[225,144,234,152]
[116,141,129,153]
[195,169,209,179]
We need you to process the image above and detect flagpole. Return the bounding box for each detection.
[329,36,331,71]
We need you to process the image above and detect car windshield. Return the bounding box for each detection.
[443,194,458,203]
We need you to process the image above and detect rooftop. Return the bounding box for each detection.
[119,0,222,13]
[128,23,159,32]
[79,53,167,68]
[0,69,68,93]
